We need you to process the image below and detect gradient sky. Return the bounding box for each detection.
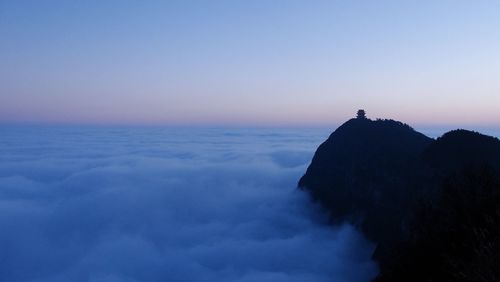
[1,0,499,127]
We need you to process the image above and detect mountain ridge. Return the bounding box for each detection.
[299,114,500,281]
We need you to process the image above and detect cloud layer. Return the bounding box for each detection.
[0,126,377,282]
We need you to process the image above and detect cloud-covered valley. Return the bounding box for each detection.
[0,127,377,282]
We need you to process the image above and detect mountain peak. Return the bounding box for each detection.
[299,117,433,245]
[299,116,500,273]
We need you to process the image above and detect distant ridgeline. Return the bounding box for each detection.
[299,111,500,282]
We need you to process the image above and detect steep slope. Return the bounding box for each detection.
[375,167,500,282]
[374,130,500,281]
[299,116,500,281]
[299,117,432,245]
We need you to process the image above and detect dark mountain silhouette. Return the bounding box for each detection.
[299,117,432,249]
[423,129,500,174]
[299,112,500,281]
[375,167,500,282]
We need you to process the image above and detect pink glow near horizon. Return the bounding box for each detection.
[1,1,499,127]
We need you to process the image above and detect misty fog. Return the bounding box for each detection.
[0,126,377,282]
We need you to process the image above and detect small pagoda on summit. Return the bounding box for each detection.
[356,109,367,119]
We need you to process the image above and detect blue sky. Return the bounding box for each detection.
[1,0,499,127]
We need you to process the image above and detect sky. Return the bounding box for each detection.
[1,0,499,127]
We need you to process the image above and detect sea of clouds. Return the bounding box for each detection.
[0,126,377,282]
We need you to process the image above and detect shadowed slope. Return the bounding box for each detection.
[299,117,500,281]
[299,118,432,245]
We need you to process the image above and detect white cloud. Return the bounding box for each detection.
[0,127,377,282]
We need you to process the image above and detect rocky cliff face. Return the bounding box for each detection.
[299,118,432,248]
[299,117,500,281]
